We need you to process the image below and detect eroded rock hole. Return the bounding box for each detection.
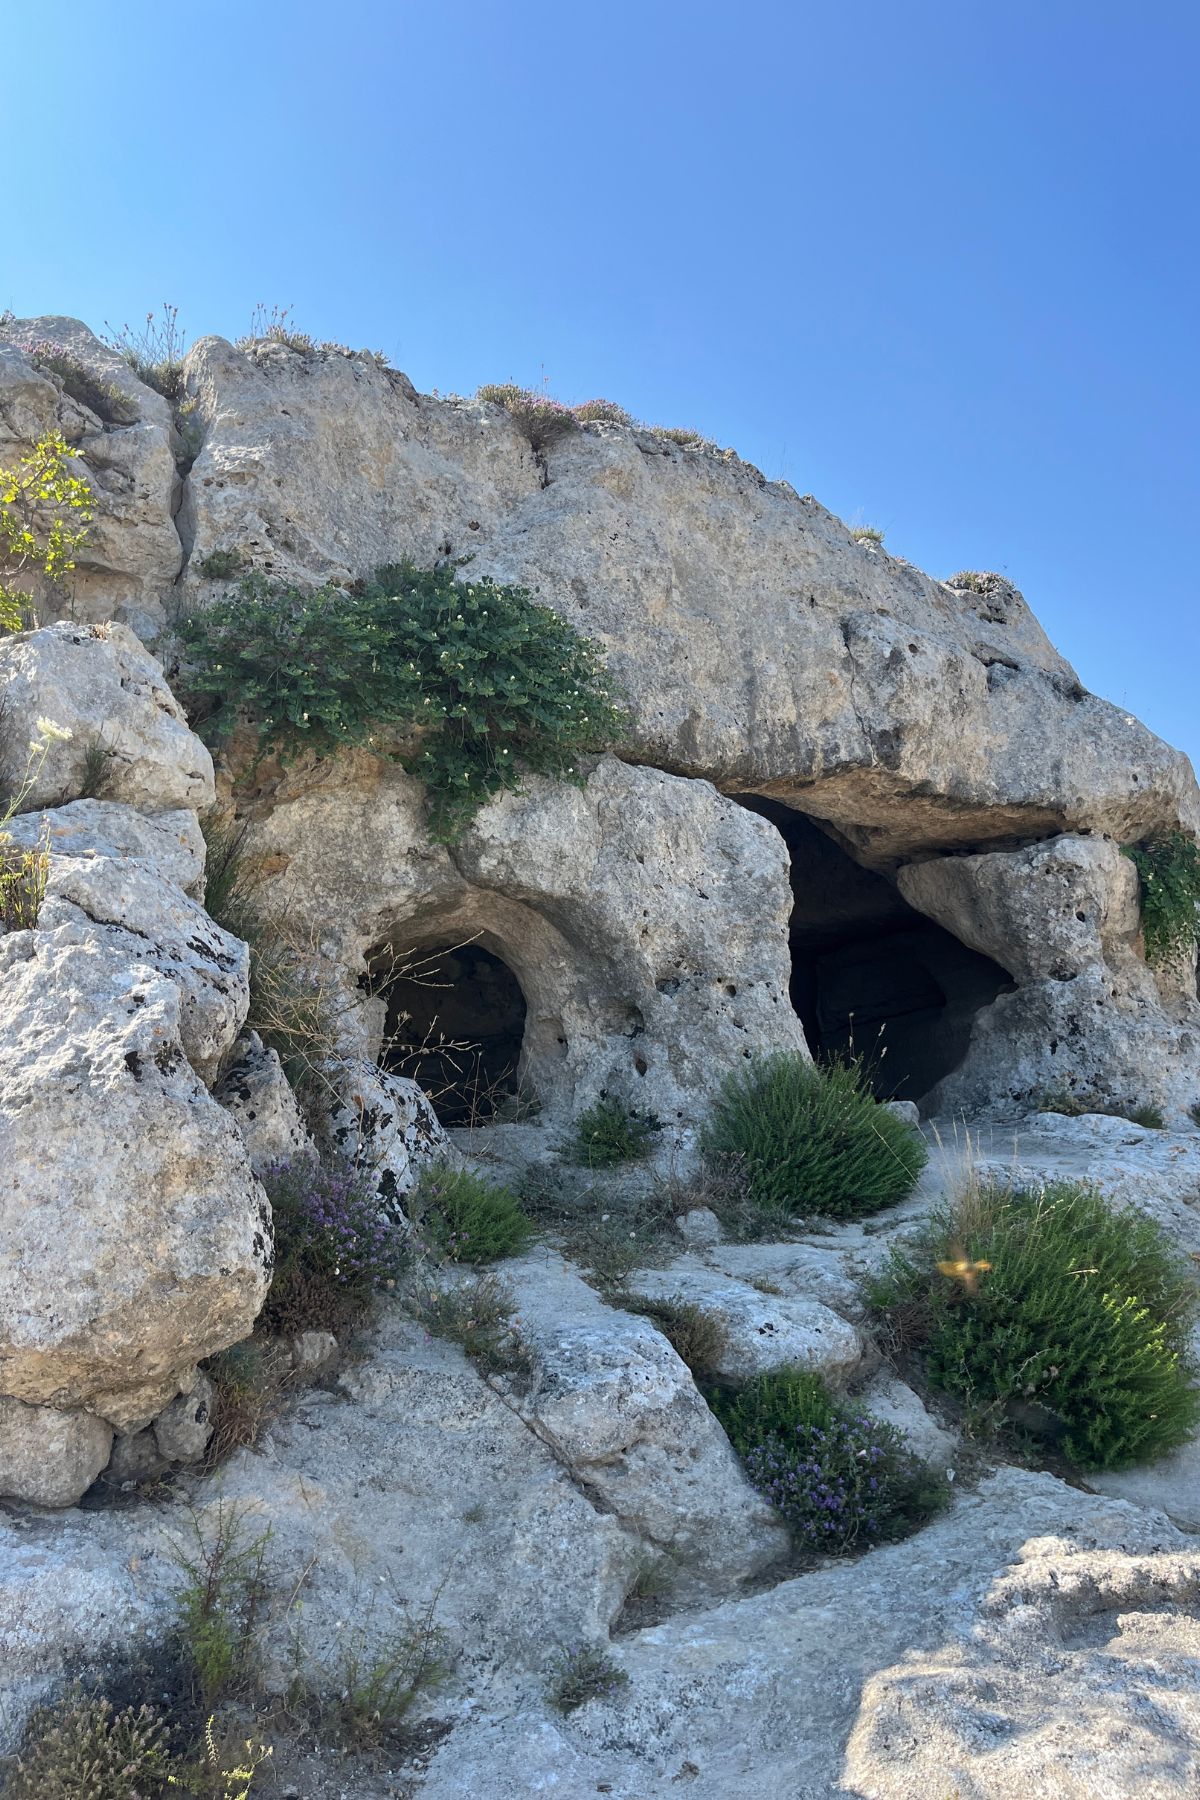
[739,800,1014,1103]
[370,942,528,1126]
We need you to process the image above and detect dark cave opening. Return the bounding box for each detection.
[369,941,528,1127]
[739,798,1015,1104]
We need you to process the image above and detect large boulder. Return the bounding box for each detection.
[241,754,805,1130]
[0,622,214,814]
[0,318,181,627]
[319,1056,452,1206]
[0,798,206,897]
[214,1030,316,1174]
[0,929,271,1474]
[173,336,1200,862]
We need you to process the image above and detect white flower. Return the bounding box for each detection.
[34,717,73,744]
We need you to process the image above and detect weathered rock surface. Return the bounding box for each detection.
[417,1470,1200,1800]
[0,798,205,896]
[623,1262,868,1386]
[901,835,1200,1118]
[214,1030,316,1173]
[172,335,1200,862]
[0,319,181,626]
[500,1251,790,1592]
[321,1056,451,1204]
[0,1398,113,1509]
[247,753,804,1129]
[0,622,214,814]
[857,1369,957,1469]
[37,854,249,1082]
[152,1372,215,1463]
[0,930,271,1457]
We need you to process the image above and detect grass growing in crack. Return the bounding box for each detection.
[200,1339,293,1470]
[78,732,115,798]
[613,1293,728,1379]
[297,1587,450,1751]
[103,303,189,401]
[1036,1087,1165,1129]
[518,1163,678,1285]
[407,1272,534,1379]
[548,1645,629,1714]
[197,547,245,580]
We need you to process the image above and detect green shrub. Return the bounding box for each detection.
[197,547,244,580]
[171,1504,271,1714]
[616,1293,728,1378]
[708,1368,944,1554]
[572,398,635,425]
[571,1096,660,1169]
[5,1686,172,1799]
[701,1054,927,1226]
[850,524,884,544]
[407,1272,533,1378]
[181,562,625,842]
[18,337,137,424]
[1036,1088,1165,1129]
[870,1180,1200,1470]
[260,1157,408,1335]
[651,424,717,450]
[408,1164,532,1264]
[1124,832,1200,968]
[0,431,93,631]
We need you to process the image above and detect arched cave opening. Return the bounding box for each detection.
[739,798,1015,1104]
[368,941,529,1127]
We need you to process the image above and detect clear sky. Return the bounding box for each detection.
[6,2,1197,769]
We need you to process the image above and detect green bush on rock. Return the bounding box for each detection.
[180,561,626,841]
[701,1053,927,1228]
[870,1179,1200,1470]
[407,1164,532,1264]
[1124,831,1200,969]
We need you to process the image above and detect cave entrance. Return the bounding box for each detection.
[371,941,528,1126]
[739,799,1014,1104]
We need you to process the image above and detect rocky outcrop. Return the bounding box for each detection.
[168,333,1199,865]
[243,753,805,1130]
[0,797,206,896]
[622,1264,868,1385]
[0,932,271,1472]
[320,1056,452,1204]
[214,1030,317,1174]
[0,622,214,813]
[0,319,181,627]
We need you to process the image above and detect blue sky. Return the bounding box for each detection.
[6,2,1197,768]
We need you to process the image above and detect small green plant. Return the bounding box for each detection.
[702,1054,927,1228]
[201,1340,287,1470]
[235,303,315,354]
[408,1164,532,1264]
[946,569,1002,595]
[19,337,137,424]
[548,1644,629,1714]
[476,382,579,451]
[182,563,626,842]
[1124,832,1200,969]
[260,1157,409,1335]
[615,1292,728,1378]
[103,304,189,401]
[870,1179,1200,1470]
[171,1505,272,1714]
[708,1368,946,1554]
[571,1096,660,1169]
[306,1588,449,1750]
[850,524,884,544]
[197,548,245,580]
[172,1716,273,1798]
[0,830,47,928]
[79,731,115,799]
[408,1272,533,1378]
[5,1685,173,1798]
[0,431,93,630]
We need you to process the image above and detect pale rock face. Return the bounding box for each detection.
[37,855,249,1083]
[246,754,805,1130]
[418,1471,1200,1800]
[0,931,271,1448]
[0,622,214,813]
[0,319,182,625]
[500,1252,790,1593]
[214,1031,317,1174]
[0,799,206,896]
[622,1265,868,1386]
[0,1398,113,1508]
[901,836,1200,1118]
[174,336,1200,862]
[152,1373,215,1463]
[856,1369,957,1469]
[320,1056,452,1206]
